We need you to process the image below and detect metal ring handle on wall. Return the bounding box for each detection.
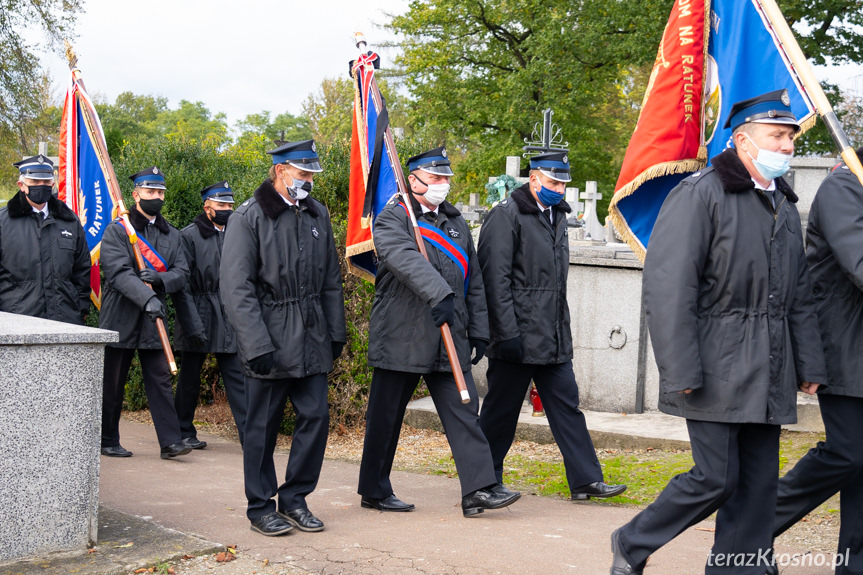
[608,325,627,349]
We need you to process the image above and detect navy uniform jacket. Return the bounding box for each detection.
[0,192,90,324]
[368,195,489,373]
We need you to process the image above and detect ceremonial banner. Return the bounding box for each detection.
[58,72,116,307]
[346,51,400,281]
[610,0,816,260]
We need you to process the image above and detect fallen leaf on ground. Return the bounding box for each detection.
[215,551,236,563]
[113,542,134,548]
[262,559,269,567]
[87,548,97,554]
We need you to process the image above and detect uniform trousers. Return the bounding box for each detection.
[176,351,247,446]
[617,420,780,575]
[101,347,183,449]
[480,359,603,490]
[774,394,863,574]
[358,368,497,499]
[243,372,329,520]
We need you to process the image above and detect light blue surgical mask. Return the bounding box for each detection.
[745,135,792,180]
[537,185,564,207]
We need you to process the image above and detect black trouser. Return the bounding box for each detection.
[358,368,497,499]
[617,420,780,574]
[774,394,863,575]
[101,347,182,449]
[243,372,329,521]
[480,359,603,490]
[175,351,247,446]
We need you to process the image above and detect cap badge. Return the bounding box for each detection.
[442,149,448,158]
[563,155,568,164]
[38,155,46,163]
[781,91,790,106]
[153,168,159,174]
[311,142,317,152]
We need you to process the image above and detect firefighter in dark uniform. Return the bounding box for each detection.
[220,140,346,537]
[610,91,826,575]
[99,166,192,460]
[358,147,520,517]
[173,181,246,450]
[477,151,626,501]
[768,147,863,575]
[0,155,90,324]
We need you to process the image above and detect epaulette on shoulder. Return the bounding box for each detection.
[685,166,714,182]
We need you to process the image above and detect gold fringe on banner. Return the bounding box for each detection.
[609,157,706,263]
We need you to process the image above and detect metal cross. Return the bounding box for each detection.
[522,108,569,157]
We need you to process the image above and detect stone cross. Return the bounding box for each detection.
[580,182,605,240]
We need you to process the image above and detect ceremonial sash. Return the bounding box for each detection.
[115,219,169,272]
[400,203,469,294]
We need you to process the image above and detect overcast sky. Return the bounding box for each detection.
[35,0,863,131]
[38,0,408,126]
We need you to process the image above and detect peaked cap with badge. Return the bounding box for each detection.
[724,89,801,132]
[407,146,454,176]
[529,150,572,183]
[200,180,235,203]
[14,155,55,180]
[267,140,323,172]
[129,166,167,190]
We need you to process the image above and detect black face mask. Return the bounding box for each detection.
[138,198,164,216]
[26,184,53,204]
[211,209,231,226]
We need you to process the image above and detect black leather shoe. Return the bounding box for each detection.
[100,445,133,457]
[182,437,207,450]
[361,494,415,512]
[278,508,324,532]
[461,485,521,517]
[490,483,521,499]
[250,512,294,536]
[611,528,643,575]
[160,443,192,459]
[572,481,627,500]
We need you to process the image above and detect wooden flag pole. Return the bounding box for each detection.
[354,33,471,404]
[757,0,863,183]
[64,42,178,374]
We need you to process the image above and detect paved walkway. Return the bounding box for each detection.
[4,418,833,575]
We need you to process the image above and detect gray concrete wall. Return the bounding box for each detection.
[0,313,117,564]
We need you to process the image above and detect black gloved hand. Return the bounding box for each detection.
[331,341,345,360]
[496,336,523,363]
[188,333,208,349]
[248,351,274,375]
[470,338,488,365]
[137,268,163,288]
[143,296,166,322]
[430,293,455,327]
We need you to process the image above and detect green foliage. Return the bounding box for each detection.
[0,0,81,155]
[387,0,669,199]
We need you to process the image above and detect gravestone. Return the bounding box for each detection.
[579,182,605,240]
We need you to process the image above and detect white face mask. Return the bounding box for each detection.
[744,134,793,180]
[422,183,450,206]
[280,174,311,201]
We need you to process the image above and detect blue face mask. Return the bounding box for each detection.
[745,135,792,180]
[537,184,564,207]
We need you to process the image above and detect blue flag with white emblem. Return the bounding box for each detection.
[610,0,815,260]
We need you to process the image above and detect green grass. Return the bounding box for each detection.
[408,430,828,510]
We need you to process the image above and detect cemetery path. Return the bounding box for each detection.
[88,419,833,575]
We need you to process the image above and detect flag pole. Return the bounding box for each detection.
[756,0,863,182]
[63,42,178,375]
[353,33,471,404]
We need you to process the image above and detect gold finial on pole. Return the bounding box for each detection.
[63,40,78,69]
